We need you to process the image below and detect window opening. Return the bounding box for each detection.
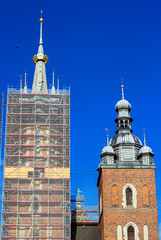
[128,226,134,240]
[33,197,39,212]
[126,187,133,206]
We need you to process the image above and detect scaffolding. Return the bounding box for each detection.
[1,87,71,239]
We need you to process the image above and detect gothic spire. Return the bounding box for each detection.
[32,11,48,93]
[24,71,28,93]
[51,70,56,94]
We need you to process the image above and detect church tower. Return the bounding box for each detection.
[97,85,159,240]
[1,14,70,239]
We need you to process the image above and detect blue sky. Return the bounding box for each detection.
[0,0,161,237]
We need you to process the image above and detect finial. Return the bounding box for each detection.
[57,75,60,94]
[39,10,43,49]
[25,69,27,85]
[52,68,55,85]
[20,75,22,93]
[51,69,56,94]
[121,77,124,99]
[24,70,28,93]
[105,128,109,146]
[143,128,146,146]
[39,10,44,23]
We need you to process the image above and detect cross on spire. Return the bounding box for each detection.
[75,188,82,199]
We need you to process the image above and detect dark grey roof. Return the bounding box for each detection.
[110,132,142,146]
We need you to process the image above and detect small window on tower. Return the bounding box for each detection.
[126,187,133,206]
[34,170,40,178]
[28,171,33,177]
[123,184,137,208]
[33,226,39,239]
[33,197,40,212]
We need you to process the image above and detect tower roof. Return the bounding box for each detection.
[115,99,131,111]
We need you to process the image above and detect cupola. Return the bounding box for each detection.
[138,133,154,165]
[100,130,115,165]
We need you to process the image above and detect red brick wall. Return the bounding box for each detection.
[98,168,159,240]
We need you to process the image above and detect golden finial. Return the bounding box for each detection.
[39,10,44,22]
[105,128,109,146]
[121,77,124,99]
[20,75,22,82]
[143,128,146,146]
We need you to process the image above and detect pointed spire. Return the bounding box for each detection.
[20,75,22,93]
[121,77,124,99]
[57,76,60,94]
[51,69,56,94]
[24,70,28,93]
[143,129,146,146]
[105,128,109,146]
[32,11,48,94]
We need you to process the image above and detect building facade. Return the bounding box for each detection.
[1,16,71,239]
[97,85,159,240]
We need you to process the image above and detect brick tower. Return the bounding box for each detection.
[97,85,159,240]
[1,14,70,239]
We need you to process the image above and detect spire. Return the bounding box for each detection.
[105,128,109,146]
[20,75,22,93]
[51,70,56,94]
[57,76,60,94]
[24,70,28,93]
[115,81,132,134]
[121,77,124,99]
[38,10,44,55]
[143,129,146,146]
[32,11,48,93]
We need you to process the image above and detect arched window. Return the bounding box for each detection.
[35,170,40,178]
[128,226,134,240]
[124,222,139,240]
[126,187,133,206]
[123,184,137,208]
[33,196,40,212]
[33,226,39,240]
[125,120,128,129]
[143,185,149,207]
[112,185,119,207]
[120,120,124,129]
